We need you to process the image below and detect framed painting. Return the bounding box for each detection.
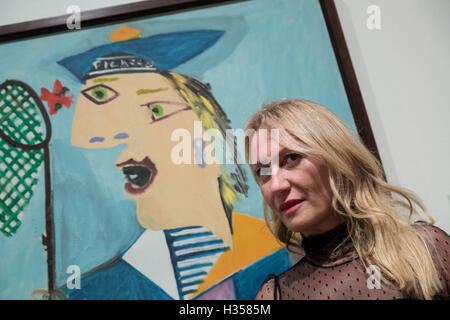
[0,0,378,300]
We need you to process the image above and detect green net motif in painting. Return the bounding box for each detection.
[0,84,45,237]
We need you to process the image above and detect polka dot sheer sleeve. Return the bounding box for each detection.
[415,222,450,299]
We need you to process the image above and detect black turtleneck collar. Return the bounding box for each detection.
[301,223,349,257]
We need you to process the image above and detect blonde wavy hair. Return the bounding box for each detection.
[245,99,443,299]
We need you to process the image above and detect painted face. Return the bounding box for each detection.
[250,128,343,237]
[71,73,223,231]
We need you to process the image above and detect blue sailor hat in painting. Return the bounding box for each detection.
[83,52,158,80]
[58,30,224,83]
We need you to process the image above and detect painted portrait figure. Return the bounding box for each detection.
[58,28,290,299]
[0,0,360,299]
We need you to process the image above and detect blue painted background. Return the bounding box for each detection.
[0,0,356,299]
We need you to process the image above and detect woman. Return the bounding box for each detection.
[245,99,449,300]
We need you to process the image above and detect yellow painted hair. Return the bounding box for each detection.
[161,71,248,232]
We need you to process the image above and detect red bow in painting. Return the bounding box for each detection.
[40,79,74,115]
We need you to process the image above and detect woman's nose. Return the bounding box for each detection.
[269,168,290,195]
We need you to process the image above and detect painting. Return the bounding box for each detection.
[0,0,377,300]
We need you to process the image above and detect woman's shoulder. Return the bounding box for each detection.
[254,274,278,300]
[413,220,449,265]
[254,261,304,300]
[413,220,450,299]
[413,220,450,241]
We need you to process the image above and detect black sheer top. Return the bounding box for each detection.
[255,222,450,300]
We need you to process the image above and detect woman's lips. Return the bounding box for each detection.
[280,199,304,215]
[116,157,157,195]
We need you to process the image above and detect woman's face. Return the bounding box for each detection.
[250,128,343,237]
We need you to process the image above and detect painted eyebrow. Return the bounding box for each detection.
[93,77,120,83]
[136,88,169,95]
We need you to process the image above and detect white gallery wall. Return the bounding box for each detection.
[1,0,449,232]
[334,0,450,232]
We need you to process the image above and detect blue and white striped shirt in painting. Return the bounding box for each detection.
[164,226,229,300]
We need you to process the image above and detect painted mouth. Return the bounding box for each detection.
[116,157,157,195]
[280,199,304,215]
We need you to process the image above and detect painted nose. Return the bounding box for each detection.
[87,133,129,144]
[71,131,131,149]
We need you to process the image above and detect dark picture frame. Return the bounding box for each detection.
[0,0,381,300]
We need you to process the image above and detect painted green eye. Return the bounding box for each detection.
[91,86,108,101]
[81,84,119,105]
[151,105,164,117]
[141,101,191,123]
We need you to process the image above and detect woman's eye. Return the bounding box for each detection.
[81,84,119,105]
[254,167,271,184]
[285,153,301,165]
